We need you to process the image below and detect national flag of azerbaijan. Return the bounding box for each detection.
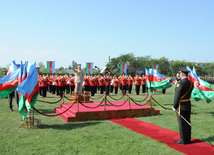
[145,65,172,94]
[150,65,171,89]
[17,62,39,120]
[145,68,154,94]
[120,63,127,75]
[47,61,55,74]
[187,66,214,103]
[152,64,158,70]
[136,70,144,75]
[16,63,28,119]
[86,62,93,75]
[0,68,20,98]
[6,60,19,75]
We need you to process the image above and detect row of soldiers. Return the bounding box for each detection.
[38,73,148,97]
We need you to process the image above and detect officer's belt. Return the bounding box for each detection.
[178,82,193,116]
[180,99,190,102]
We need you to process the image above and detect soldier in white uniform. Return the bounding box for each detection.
[72,64,84,95]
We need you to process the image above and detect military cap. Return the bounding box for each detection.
[179,66,189,74]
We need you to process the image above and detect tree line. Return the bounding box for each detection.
[1,53,213,77]
[106,53,212,77]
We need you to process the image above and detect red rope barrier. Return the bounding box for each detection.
[90,93,105,100]
[33,103,74,117]
[79,98,104,109]
[127,93,149,103]
[152,97,172,110]
[37,97,63,104]
[105,98,129,107]
[130,95,152,106]
[64,95,84,101]
[33,96,83,117]
[108,93,125,101]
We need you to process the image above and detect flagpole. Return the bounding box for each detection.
[168,60,176,81]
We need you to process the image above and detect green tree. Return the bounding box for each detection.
[0,67,8,77]
[37,61,46,73]
[107,53,137,76]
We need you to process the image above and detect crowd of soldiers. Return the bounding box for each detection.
[38,73,148,97]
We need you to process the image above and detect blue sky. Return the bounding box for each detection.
[0,0,213,69]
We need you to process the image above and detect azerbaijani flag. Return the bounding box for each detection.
[187,66,214,103]
[7,60,19,75]
[145,65,172,94]
[0,68,20,98]
[86,62,93,75]
[136,70,144,75]
[17,62,39,120]
[152,64,158,70]
[47,61,55,74]
[120,63,127,75]
[145,68,154,94]
[150,65,172,89]
[17,63,28,119]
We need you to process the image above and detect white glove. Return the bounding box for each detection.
[172,106,176,111]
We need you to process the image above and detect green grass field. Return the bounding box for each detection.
[0,85,214,155]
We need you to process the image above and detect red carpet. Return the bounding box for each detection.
[109,118,214,155]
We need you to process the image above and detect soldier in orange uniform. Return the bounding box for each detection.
[135,74,141,95]
[69,74,75,93]
[65,73,70,94]
[54,74,60,95]
[51,74,56,94]
[121,74,127,94]
[110,75,114,93]
[94,75,98,94]
[127,74,133,94]
[58,74,66,97]
[83,73,90,92]
[40,73,48,97]
[105,74,111,95]
[90,74,96,96]
[99,75,105,94]
[113,75,119,94]
[48,74,53,93]
[141,74,146,93]
[118,75,122,91]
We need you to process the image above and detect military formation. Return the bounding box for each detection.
[38,72,148,97]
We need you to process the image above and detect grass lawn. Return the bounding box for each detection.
[0,85,214,155]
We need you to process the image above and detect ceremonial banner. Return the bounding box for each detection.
[0,61,39,120]
[152,64,157,70]
[0,68,19,98]
[17,62,39,120]
[47,61,55,74]
[86,62,93,75]
[7,60,19,75]
[187,66,214,103]
[120,63,127,75]
[146,65,172,94]
[145,68,156,94]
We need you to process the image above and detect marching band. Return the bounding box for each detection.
[38,73,147,97]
